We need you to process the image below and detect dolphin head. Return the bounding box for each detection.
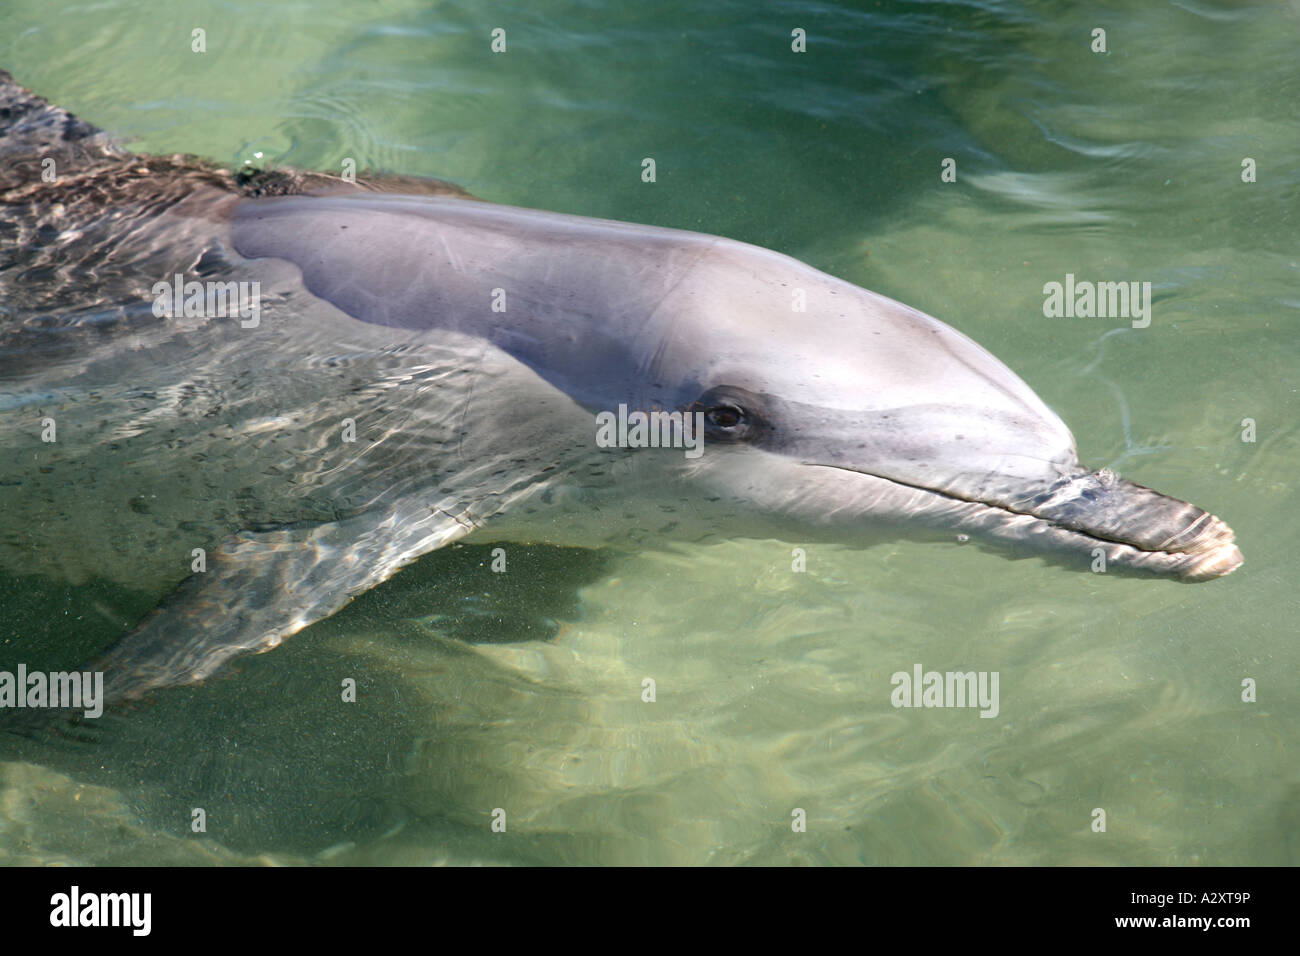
[631,239,1241,579]
[232,195,1240,580]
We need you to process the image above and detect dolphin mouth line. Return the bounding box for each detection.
[808,462,1242,578]
[811,462,1137,545]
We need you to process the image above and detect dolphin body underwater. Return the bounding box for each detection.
[0,72,1240,709]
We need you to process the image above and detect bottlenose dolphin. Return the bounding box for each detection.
[0,73,1240,707]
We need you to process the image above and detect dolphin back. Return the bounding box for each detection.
[0,69,116,167]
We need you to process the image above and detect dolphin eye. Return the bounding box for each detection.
[706,404,745,428]
[692,385,765,443]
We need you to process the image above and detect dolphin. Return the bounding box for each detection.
[0,72,1240,708]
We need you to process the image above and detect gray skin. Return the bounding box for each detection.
[0,73,1240,707]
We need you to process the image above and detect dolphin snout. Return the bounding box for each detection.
[1004,469,1242,580]
[1173,542,1244,581]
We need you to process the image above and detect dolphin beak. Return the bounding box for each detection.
[1005,468,1239,573]
[881,466,1241,580]
[807,461,1242,580]
[973,467,1242,580]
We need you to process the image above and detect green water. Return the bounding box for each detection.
[1,0,1296,865]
